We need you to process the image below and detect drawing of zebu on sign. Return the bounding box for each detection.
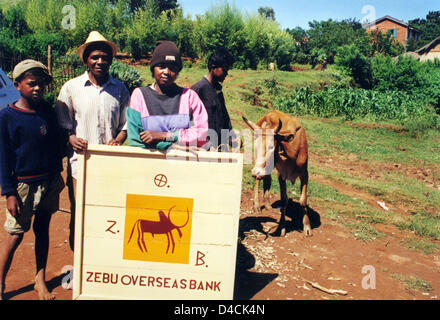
[243,110,312,237]
[127,206,190,254]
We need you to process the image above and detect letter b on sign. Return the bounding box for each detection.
[362,265,376,290]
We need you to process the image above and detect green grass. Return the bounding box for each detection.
[401,238,440,255]
[302,118,440,165]
[344,221,386,241]
[391,273,433,293]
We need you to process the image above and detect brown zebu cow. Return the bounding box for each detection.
[243,110,312,236]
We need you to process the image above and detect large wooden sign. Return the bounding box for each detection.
[72,145,243,300]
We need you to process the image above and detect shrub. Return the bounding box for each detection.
[371,55,427,92]
[155,9,197,58]
[15,32,67,57]
[238,14,295,70]
[0,4,30,38]
[335,44,372,89]
[109,60,143,93]
[124,4,159,59]
[193,3,246,68]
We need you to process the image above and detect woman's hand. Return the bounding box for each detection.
[139,131,168,145]
[69,135,88,153]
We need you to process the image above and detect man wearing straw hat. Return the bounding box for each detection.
[56,31,130,251]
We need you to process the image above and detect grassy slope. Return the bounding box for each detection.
[134,64,440,250]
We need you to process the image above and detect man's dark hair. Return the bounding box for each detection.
[83,42,113,63]
[208,48,234,71]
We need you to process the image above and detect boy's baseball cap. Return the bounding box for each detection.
[12,59,52,83]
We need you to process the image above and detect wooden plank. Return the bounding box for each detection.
[73,145,243,300]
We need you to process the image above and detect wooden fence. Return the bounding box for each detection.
[0,45,85,92]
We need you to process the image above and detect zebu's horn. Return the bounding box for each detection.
[242,116,259,131]
[274,119,283,135]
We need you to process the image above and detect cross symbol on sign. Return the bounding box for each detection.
[154,174,168,188]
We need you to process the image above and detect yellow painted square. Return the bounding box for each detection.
[123,194,193,264]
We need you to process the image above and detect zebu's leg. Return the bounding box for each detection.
[253,178,261,213]
[300,170,312,237]
[262,175,272,210]
[275,176,287,237]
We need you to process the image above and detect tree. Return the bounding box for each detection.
[306,19,367,63]
[107,0,179,14]
[0,4,30,37]
[286,26,307,43]
[409,11,440,49]
[335,44,372,88]
[258,6,275,21]
[368,30,404,57]
[155,0,179,12]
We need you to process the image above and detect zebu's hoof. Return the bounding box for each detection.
[304,226,313,237]
[280,228,286,237]
[269,225,286,237]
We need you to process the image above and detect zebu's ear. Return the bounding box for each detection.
[242,116,259,131]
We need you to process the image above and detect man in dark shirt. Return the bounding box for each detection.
[192,48,235,151]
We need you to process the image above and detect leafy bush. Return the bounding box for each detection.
[239,14,295,70]
[335,44,372,89]
[14,32,67,57]
[0,4,30,37]
[155,9,197,58]
[109,60,143,93]
[124,4,159,59]
[371,55,427,92]
[370,55,440,113]
[193,3,246,68]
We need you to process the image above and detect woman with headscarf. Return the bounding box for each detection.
[127,41,208,151]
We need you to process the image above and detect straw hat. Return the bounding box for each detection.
[77,31,118,63]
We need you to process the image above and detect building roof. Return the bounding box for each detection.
[415,36,440,54]
[363,15,421,33]
[400,51,421,60]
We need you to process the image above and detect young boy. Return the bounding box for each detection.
[0,60,65,300]
[191,48,235,151]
